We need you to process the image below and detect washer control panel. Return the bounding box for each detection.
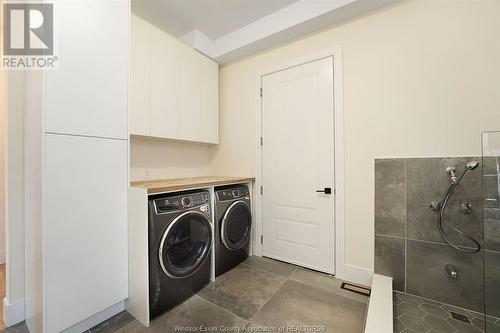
[217,186,250,201]
[200,204,210,214]
[154,191,210,215]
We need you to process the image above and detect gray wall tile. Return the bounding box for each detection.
[374,156,499,316]
[484,173,500,251]
[374,235,405,291]
[485,250,500,318]
[483,156,500,176]
[484,218,500,252]
[375,159,406,237]
[406,240,484,313]
[406,157,483,248]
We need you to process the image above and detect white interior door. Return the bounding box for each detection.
[262,57,335,274]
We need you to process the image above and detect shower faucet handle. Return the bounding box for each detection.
[429,201,441,211]
[460,202,472,214]
[446,166,458,184]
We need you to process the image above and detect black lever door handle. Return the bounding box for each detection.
[316,188,332,194]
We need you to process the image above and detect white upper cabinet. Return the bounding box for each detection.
[130,14,150,137]
[200,56,219,144]
[150,25,179,139]
[46,1,128,139]
[178,43,202,141]
[178,44,219,144]
[129,14,219,144]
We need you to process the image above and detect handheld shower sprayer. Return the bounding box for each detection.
[435,160,481,253]
[466,160,479,170]
[446,160,480,185]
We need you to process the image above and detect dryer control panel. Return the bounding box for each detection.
[154,191,210,215]
[217,186,249,201]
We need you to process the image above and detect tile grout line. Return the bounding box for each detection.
[395,290,499,322]
[239,262,297,280]
[247,274,290,324]
[193,294,250,324]
[374,232,482,251]
[106,320,137,333]
[374,233,405,240]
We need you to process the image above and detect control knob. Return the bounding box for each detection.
[181,197,192,207]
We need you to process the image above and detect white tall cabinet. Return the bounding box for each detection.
[24,1,129,333]
[130,14,219,144]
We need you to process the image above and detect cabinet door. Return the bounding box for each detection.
[45,1,128,139]
[45,133,128,333]
[130,14,151,136]
[200,56,219,144]
[150,26,179,139]
[178,43,201,141]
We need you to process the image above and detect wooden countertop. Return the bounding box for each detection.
[130,176,255,194]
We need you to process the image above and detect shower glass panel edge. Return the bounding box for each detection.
[482,131,500,333]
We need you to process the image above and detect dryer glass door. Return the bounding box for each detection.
[221,201,252,250]
[159,211,212,278]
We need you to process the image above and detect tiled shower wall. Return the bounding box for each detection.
[374,157,500,315]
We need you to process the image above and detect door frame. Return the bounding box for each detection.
[253,45,345,278]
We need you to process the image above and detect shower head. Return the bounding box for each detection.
[466,160,479,170]
[450,160,479,185]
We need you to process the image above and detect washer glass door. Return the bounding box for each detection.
[221,201,252,250]
[159,211,212,278]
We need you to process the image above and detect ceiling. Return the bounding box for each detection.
[132,0,299,39]
[132,0,401,64]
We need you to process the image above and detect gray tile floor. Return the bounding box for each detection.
[393,291,500,333]
[2,257,369,333]
[118,256,369,333]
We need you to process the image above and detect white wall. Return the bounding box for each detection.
[4,71,26,325]
[130,137,214,181]
[210,0,500,276]
[0,0,5,265]
[2,0,25,323]
[0,53,5,266]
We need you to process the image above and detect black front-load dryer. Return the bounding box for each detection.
[148,190,212,319]
[215,185,252,277]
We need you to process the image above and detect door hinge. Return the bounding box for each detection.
[261,235,263,244]
[260,137,263,146]
[260,87,263,97]
[260,186,263,195]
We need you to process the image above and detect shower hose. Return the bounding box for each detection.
[438,179,481,253]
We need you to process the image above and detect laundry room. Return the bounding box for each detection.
[2,0,500,333]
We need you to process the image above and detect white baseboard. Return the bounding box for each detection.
[61,300,126,333]
[0,250,6,265]
[3,298,25,327]
[4,298,126,331]
[337,264,374,287]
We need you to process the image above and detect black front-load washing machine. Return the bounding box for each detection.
[215,185,252,277]
[148,190,212,319]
